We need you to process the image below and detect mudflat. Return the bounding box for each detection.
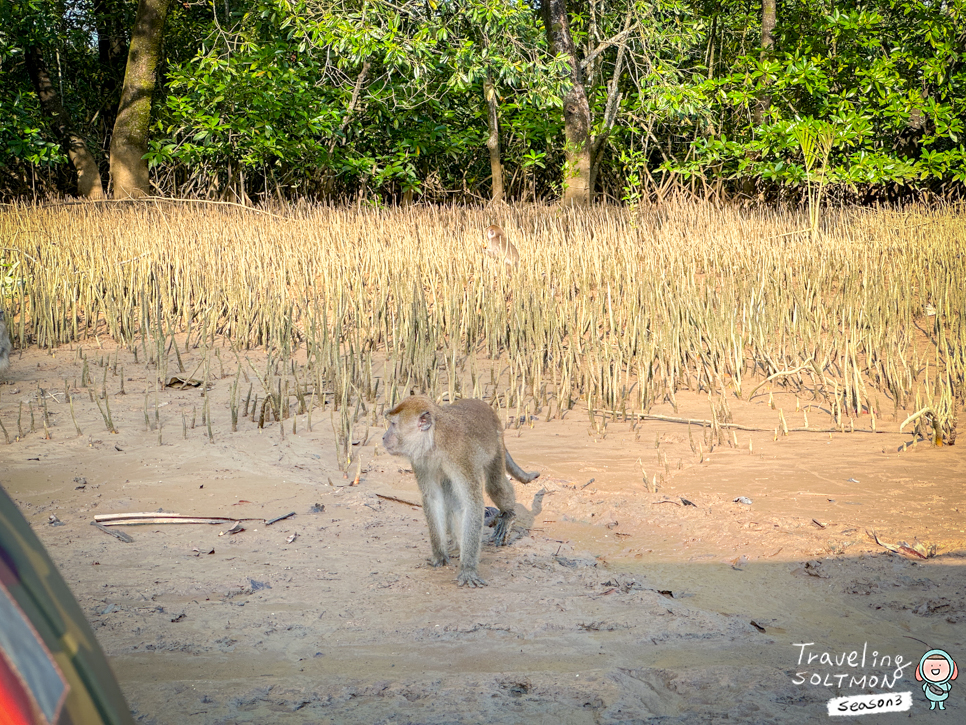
[2,342,964,723]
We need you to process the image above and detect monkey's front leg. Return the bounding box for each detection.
[420,484,450,568]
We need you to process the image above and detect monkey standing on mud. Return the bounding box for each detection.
[382,395,539,587]
[0,310,11,374]
[483,224,520,269]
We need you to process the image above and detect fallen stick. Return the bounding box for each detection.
[94,512,263,526]
[95,512,186,521]
[91,521,134,542]
[95,514,265,527]
[375,493,422,508]
[97,517,242,526]
[602,410,897,434]
[265,511,296,526]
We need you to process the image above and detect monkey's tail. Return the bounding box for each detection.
[505,450,539,483]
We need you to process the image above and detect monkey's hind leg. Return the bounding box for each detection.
[455,502,486,587]
[485,456,517,547]
[490,510,516,548]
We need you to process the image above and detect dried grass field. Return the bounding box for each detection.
[1,201,964,723]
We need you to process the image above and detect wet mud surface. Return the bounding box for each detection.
[2,344,964,723]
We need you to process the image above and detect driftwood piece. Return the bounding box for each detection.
[265,511,296,526]
[91,521,134,542]
[98,517,238,526]
[94,512,261,526]
[375,493,422,508]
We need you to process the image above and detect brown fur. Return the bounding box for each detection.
[383,395,539,587]
[483,224,520,268]
[0,310,11,374]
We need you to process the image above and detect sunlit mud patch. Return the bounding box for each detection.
[2,345,965,723]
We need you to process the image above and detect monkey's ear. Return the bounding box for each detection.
[417,411,433,431]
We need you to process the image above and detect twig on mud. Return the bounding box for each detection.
[375,493,422,508]
[604,409,893,434]
[94,512,262,526]
[867,529,933,559]
[91,521,134,542]
[265,511,296,526]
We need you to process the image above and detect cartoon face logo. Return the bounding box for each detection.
[924,658,952,683]
[916,649,958,711]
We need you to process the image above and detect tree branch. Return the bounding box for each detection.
[591,10,634,162]
[329,61,371,153]
[579,21,639,72]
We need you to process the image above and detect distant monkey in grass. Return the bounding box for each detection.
[382,395,540,587]
[0,310,11,375]
[483,224,520,269]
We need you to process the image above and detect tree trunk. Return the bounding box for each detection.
[755,0,776,124]
[93,0,129,78]
[743,0,776,197]
[110,0,172,198]
[92,0,130,158]
[24,46,106,200]
[484,77,504,204]
[761,0,776,53]
[540,0,592,206]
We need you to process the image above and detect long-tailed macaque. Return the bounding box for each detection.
[0,310,11,374]
[483,224,520,269]
[382,395,540,587]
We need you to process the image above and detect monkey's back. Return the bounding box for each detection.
[439,398,504,466]
[485,240,519,267]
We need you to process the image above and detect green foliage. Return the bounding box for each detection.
[146,0,563,199]
[0,0,964,201]
[663,0,966,195]
[0,0,133,195]
[149,38,339,171]
[0,92,64,167]
[0,1,65,168]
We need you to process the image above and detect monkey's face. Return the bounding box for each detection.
[383,399,434,460]
[484,225,503,255]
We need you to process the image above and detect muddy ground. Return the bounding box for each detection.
[2,342,965,724]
